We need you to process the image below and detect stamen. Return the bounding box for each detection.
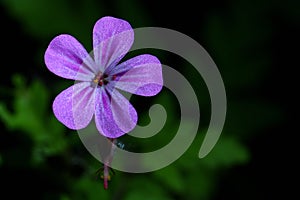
[92,72,110,87]
[103,79,109,85]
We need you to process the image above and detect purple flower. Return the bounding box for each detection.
[44,16,163,138]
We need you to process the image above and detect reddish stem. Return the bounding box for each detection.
[102,138,115,189]
[103,164,109,189]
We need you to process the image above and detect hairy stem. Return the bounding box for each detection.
[103,138,116,189]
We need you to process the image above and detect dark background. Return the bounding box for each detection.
[0,0,298,199]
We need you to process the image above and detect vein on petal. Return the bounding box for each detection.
[103,30,116,69]
[72,85,93,112]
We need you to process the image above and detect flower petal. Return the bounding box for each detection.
[95,87,137,138]
[45,34,96,81]
[93,16,134,72]
[53,82,95,130]
[111,54,163,96]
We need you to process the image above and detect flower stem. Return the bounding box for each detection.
[103,138,116,190]
[103,164,109,189]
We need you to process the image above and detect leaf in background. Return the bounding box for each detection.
[59,194,70,200]
[153,165,183,193]
[1,0,102,47]
[124,178,172,200]
[201,136,250,169]
[0,74,67,163]
[174,130,249,198]
[173,132,215,199]
[71,176,110,199]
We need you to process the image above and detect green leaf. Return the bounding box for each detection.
[125,190,171,200]
[0,103,13,125]
[59,194,70,200]
[0,75,68,164]
[71,176,110,200]
[183,167,215,200]
[124,178,172,200]
[201,136,250,169]
[153,165,183,193]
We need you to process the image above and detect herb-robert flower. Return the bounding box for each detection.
[44,16,163,138]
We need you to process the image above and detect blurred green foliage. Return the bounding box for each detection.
[0,75,67,164]
[0,0,292,199]
[0,74,250,199]
[1,0,100,45]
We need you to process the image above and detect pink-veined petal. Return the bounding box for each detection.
[94,87,137,138]
[53,82,95,130]
[45,34,96,81]
[111,54,163,96]
[93,16,134,72]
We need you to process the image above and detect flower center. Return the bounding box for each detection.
[92,72,117,87]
